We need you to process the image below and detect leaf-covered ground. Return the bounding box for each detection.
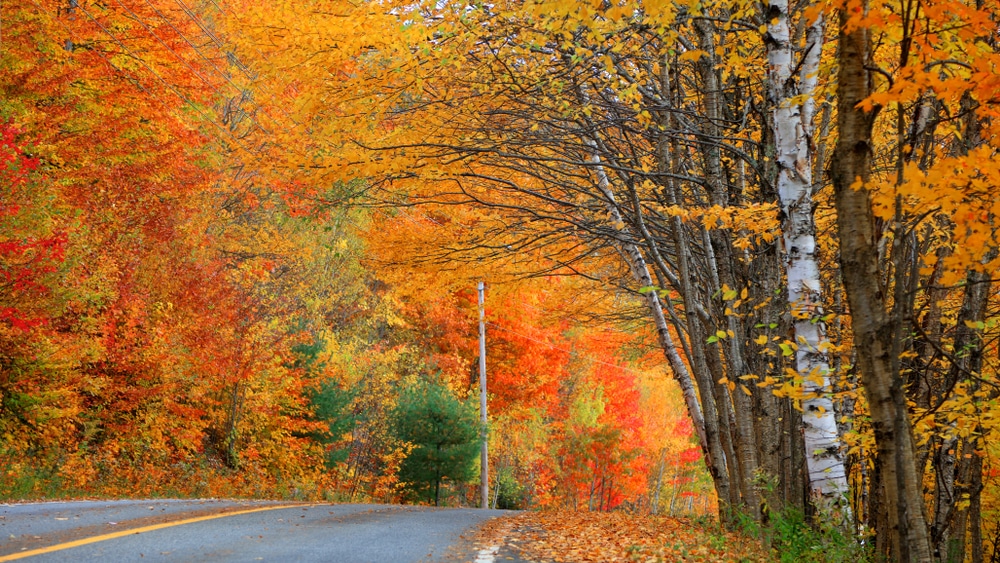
[475,511,767,563]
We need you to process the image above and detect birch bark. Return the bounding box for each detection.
[764,0,851,513]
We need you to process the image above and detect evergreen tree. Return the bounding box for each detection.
[393,379,480,506]
[309,380,356,467]
[297,338,356,468]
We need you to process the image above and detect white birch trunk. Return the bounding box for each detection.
[766,1,851,512]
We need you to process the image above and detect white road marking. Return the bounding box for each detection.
[474,545,501,563]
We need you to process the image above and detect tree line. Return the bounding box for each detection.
[3,0,1000,561]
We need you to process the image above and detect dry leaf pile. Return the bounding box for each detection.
[485,511,767,563]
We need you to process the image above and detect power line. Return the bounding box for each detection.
[134,0,280,132]
[169,0,308,134]
[110,0,323,176]
[59,0,299,164]
[111,0,228,101]
[164,0,306,130]
[110,0,312,152]
[485,320,663,379]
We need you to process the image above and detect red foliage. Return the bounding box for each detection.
[0,122,66,331]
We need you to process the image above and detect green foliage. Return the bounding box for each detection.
[568,383,606,428]
[308,380,356,467]
[393,377,480,506]
[492,464,527,509]
[295,337,357,468]
[0,460,64,500]
[732,504,869,563]
[737,471,867,562]
[768,507,867,563]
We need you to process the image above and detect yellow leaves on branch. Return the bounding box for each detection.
[678,49,708,63]
[912,378,998,447]
[863,148,1000,286]
[653,200,780,250]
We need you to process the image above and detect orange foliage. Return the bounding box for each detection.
[486,511,766,562]
[0,1,332,499]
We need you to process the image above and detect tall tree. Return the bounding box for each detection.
[829,1,932,559]
[764,0,850,515]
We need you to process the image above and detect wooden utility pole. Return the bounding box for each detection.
[478,281,489,509]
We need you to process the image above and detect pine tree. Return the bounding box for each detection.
[393,379,480,506]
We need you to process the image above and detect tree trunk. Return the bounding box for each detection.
[829,6,932,561]
[434,441,442,507]
[670,200,736,517]
[578,127,733,518]
[702,226,761,519]
[764,0,850,517]
[224,380,244,469]
[693,19,760,519]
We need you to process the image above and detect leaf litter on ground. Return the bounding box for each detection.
[472,510,767,563]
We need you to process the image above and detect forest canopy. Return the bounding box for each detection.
[2,0,999,561]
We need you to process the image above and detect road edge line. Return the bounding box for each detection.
[474,544,501,563]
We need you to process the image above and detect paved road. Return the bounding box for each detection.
[0,500,511,562]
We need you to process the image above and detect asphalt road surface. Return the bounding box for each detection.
[0,500,512,562]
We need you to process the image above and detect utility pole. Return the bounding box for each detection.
[478,281,489,509]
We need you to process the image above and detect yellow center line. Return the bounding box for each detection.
[0,504,305,561]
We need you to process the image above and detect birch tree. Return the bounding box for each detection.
[764,1,850,515]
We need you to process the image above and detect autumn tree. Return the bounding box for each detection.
[315,0,811,526]
[1,0,375,499]
[6,2,1000,561]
